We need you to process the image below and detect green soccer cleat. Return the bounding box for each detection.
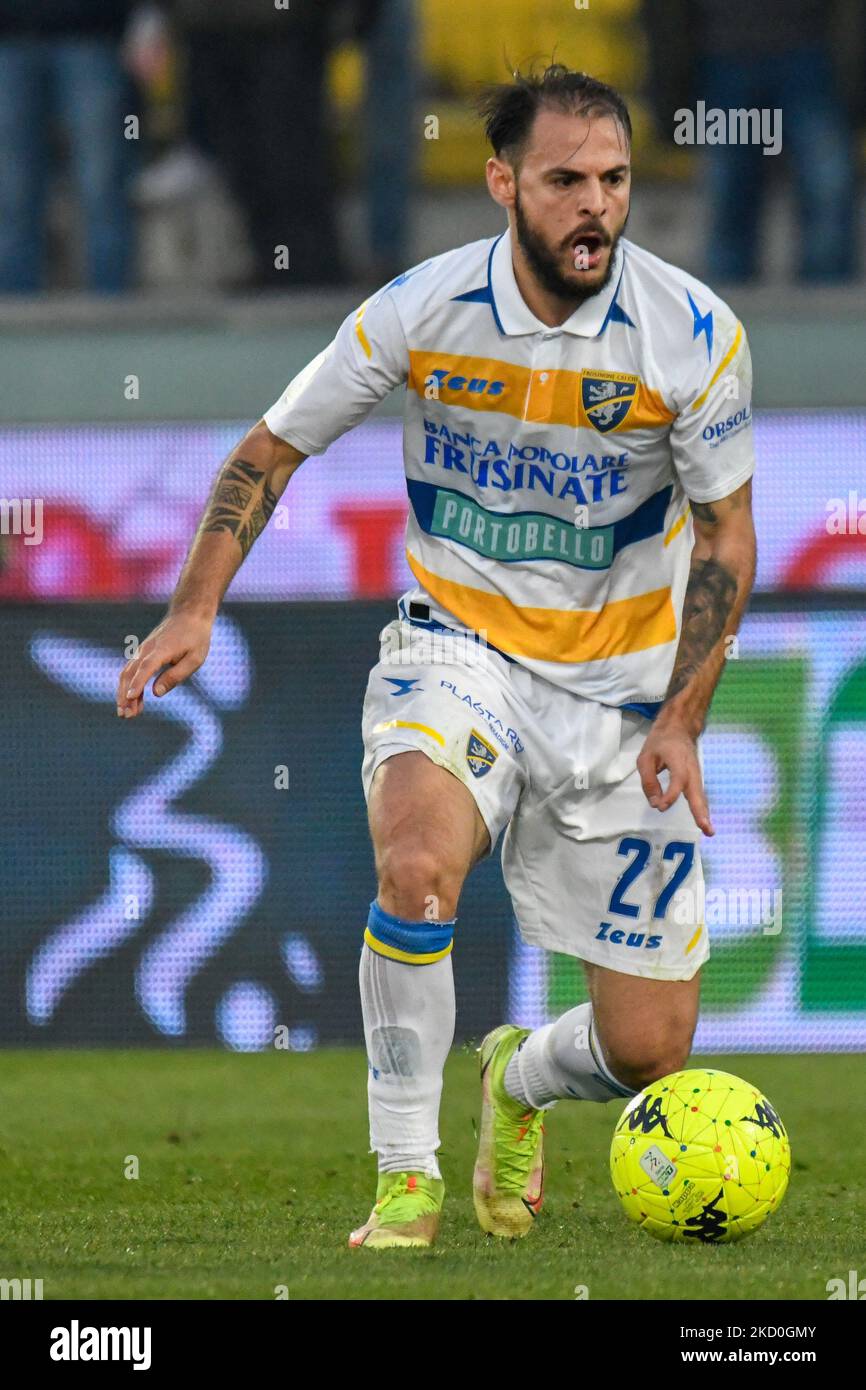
[348,1171,445,1249]
[473,1024,545,1238]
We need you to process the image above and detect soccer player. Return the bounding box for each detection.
[117,66,756,1250]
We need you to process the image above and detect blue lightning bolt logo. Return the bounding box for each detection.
[687,290,714,361]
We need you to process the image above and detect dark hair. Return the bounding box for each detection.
[477,63,631,166]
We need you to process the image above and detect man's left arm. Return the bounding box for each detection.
[638,478,756,836]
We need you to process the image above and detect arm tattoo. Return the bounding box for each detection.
[202,458,277,559]
[691,489,746,528]
[690,500,719,526]
[665,558,738,699]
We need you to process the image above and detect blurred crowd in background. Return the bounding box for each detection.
[0,0,864,295]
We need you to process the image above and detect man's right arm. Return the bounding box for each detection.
[117,279,409,718]
[116,419,305,718]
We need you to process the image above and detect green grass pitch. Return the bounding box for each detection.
[0,1049,862,1301]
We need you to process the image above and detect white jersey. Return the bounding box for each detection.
[264,232,755,706]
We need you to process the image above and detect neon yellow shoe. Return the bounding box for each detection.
[348,1171,444,1249]
[473,1024,545,1238]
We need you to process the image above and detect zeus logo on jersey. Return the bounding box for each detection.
[425,369,506,398]
[581,374,638,432]
[595,921,663,950]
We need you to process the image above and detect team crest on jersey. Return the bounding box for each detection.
[581,373,638,433]
[466,729,498,779]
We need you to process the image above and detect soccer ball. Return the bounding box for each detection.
[610,1068,791,1243]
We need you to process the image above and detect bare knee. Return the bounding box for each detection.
[368,753,483,920]
[376,842,465,921]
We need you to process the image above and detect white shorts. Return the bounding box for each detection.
[361,617,708,982]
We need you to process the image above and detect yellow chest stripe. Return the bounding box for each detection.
[409,351,675,432]
[406,551,676,664]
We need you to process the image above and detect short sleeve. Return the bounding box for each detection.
[263,286,408,455]
[669,318,755,503]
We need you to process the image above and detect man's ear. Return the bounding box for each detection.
[486,156,517,210]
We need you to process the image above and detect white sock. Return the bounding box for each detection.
[359,910,456,1178]
[504,1002,637,1108]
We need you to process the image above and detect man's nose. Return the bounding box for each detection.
[575,178,607,220]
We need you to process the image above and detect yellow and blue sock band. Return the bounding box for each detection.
[364,900,455,965]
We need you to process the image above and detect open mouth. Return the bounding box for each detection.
[571,232,605,270]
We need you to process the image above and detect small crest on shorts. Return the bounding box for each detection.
[466,728,498,779]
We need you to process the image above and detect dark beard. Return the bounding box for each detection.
[514,191,623,308]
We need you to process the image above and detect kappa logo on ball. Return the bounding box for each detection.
[618,1091,673,1138]
[741,1099,786,1139]
[683,1189,728,1244]
[466,728,498,779]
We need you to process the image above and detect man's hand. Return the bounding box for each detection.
[116,611,213,719]
[637,720,713,837]
[115,422,305,720]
